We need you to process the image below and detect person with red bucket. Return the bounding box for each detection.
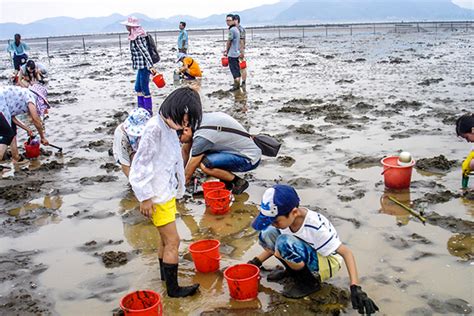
[121,16,157,115]
[224,14,241,91]
[455,113,474,189]
[0,84,50,168]
[178,112,261,195]
[129,87,202,298]
[248,185,379,315]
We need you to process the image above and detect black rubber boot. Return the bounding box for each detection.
[159,258,165,281]
[282,265,321,299]
[163,263,200,298]
[267,257,295,282]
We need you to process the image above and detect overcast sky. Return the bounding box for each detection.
[0,0,472,24]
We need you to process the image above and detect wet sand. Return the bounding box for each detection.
[0,30,473,315]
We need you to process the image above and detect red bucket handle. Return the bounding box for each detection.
[381,167,393,175]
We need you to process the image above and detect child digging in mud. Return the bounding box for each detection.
[129,87,202,297]
[455,113,474,188]
[248,185,379,315]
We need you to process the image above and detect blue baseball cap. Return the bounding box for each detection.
[251,185,300,231]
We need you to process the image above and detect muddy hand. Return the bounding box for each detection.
[350,285,379,315]
[41,137,49,146]
[140,199,154,218]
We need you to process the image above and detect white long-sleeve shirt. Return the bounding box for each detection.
[129,116,185,203]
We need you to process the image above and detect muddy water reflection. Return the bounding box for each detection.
[380,189,412,226]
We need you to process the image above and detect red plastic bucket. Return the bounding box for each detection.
[239,60,247,69]
[24,142,40,159]
[120,290,163,316]
[221,56,229,67]
[381,156,416,189]
[206,189,232,215]
[189,239,221,273]
[152,74,166,88]
[224,264,260,301]
[202,181,226,205]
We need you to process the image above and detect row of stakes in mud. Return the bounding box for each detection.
[120,153,416,314]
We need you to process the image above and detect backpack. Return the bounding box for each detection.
[145,34,160,64]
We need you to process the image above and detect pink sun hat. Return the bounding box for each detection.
[120,16,141,27]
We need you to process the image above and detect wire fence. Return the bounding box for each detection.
[1,21,473,57]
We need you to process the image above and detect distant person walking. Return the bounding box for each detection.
[6,34,30,75]
[233,14,247,86]
[178,22,188,54]
[224,14,241,91]
[121,16,156,115]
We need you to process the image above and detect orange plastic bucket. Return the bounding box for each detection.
[189,239,221,273]
[221,56,229,67]
[381,156,416,189]
[152,74,165,88]
[239,60,247,69]
[120,290,163,316]
[206,189,232,215]
[24,142,40,159]
[202,181,226,205]
[224,264,260,301]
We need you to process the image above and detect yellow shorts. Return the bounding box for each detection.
[317,253,343,281]
[151,198,177,227]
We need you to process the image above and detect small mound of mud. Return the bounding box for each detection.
[38,160,64,171]
[462,190,474,201]
[0,180,44,202]
[418,78,443,86]
[99,251,128,268]
[40,148,53,156]
[277,156,295,167]
[426,211,474,234]
[67,209,115,220]
[88,140,105,148]
[278,106,302,114]
[78,239,124,253]
[100,163,120,172]
[288,177,313,188]
[206,89,232,99]
[80,175,118,185]
[447,233,473,260]
[347,156,382,168]
[415,190,461,204]
[415,155,457,172]
[1,207,59,237]
[391,100,423,110]
[284,98,323,106]
[354,101,374,112]
[427,298,472,314]
[337,189,365,202]
[295,124,315,134]
[71,62,92,68]
[335,79,354,84]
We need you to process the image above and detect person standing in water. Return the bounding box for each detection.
[121,16,156,115]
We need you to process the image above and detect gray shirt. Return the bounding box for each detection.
[192,112,261,164]
[227,26,240,58]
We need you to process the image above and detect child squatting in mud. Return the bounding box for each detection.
[248,184,379,315]
[128,87,202,298]
[455,113,474,189]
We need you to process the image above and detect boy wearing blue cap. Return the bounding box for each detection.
[249,185,378,315]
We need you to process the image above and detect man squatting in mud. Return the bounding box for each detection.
[248,185,379,315]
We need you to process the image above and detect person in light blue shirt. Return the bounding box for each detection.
[6,34,30,71]
[178,22,188,54]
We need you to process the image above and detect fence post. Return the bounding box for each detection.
[466,21,469,32]
[46,38,50,58]
[395,24,397,33]
[278,27,281,39]
[373,24,376,34]
[302,27,305,38]
[325,25,328,37]
[451,22,453,32]
[417,23,420,32]
[251,28,253,40]
[350,25,352,36]
[82,37,86,52]
[222,29,225,41]
[435,23,438,33]
[119,34,122,53]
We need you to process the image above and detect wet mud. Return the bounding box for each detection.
[415,155,457,172]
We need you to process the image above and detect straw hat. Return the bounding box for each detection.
[120,16,141,27]
[123,108,151,137]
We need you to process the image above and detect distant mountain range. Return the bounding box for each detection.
[1,0,472,39]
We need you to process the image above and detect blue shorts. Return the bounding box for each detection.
[134,68,151,96]
[228,57,241,79]
[13,54,28,71]
[202,152,259,172]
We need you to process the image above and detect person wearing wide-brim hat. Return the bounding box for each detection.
[112,108,151,177]
[121,16,157,115]
[0,84,50,167]
[176,53,202,80]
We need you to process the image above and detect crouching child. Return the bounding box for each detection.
[248,185,378,315]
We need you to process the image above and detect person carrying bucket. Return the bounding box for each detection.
[248,185,379,315]
[176,53,202,80]
[224,14,241,91]
[178,112,261,195]
[129,87,202,298]
[121,16,157,115]
[112,108,151,178]
[455,113,474,188]
[233,14,247,87]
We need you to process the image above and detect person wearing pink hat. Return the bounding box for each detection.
[0,84,50,166]
[121,16,157,115]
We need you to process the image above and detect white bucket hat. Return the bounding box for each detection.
[120,16,141,27]
[123,108,151,137]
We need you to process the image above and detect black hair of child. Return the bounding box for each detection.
[159,87,202,131]
[456,113,474,136]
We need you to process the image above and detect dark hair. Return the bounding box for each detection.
[25,60,36,81]
[455,113,474,136]
[14,33,21,39]
[233,14,241,23]
[226,14,234,19]
[180,21,186,28]
[159,87,202,131]
[26,60,36,70]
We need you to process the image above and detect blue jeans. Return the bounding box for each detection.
[202,152,260,173]
[259,226,320,272]
[135,68,151,96]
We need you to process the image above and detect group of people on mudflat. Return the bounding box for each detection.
[2,13,474,316]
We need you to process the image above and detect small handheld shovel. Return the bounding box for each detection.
[49,144,63,153]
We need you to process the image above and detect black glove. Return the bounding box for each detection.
[247,257,262,268]
[350,285,379,315]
